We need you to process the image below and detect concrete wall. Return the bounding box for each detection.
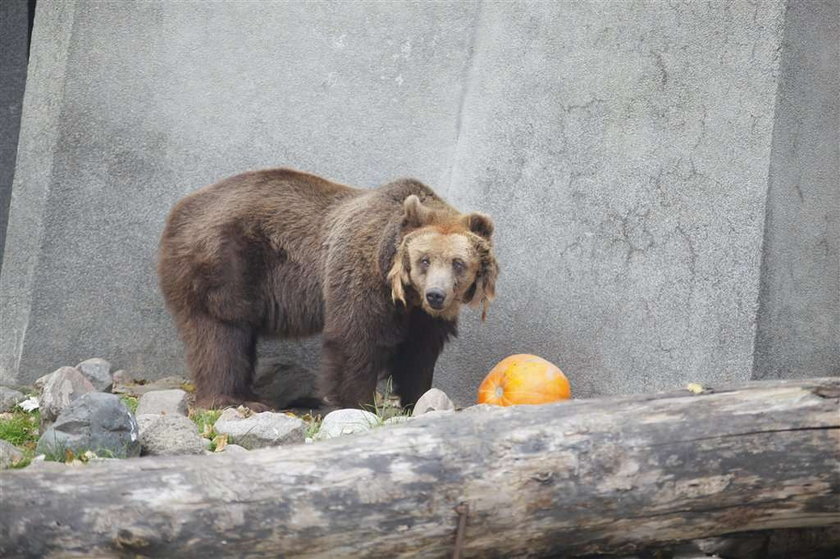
[0,0,31,270]
[1,0,835,404]
[753,0,840,380]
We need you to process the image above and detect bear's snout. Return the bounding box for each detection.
[425,288,446,310]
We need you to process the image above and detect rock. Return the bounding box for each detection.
[252,358,319,409]
[412,388,455,416]
[75,358,113,392]
[0,387,26,413]
[135,389,189,416]
[111,375,190,397]
[33,372,52,391]
[383,415,412,426]
[314,409,380,440]
[137,414,204,456]
[215,407,246,423]
[0,439,24,469]
[414,409,455,420]
[221,443,248,454]
[111,369,133,385]
[36,393,140,459]
[214,409,306,449]
[39,367,96,425]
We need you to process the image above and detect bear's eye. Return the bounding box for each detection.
[452,259,465,273]
[419,256,431,270]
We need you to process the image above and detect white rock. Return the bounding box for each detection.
[214,411,306,449]
[412,388,455,416]
[314,409,380,440]
[136,389,189,416]
[75,358,113,392]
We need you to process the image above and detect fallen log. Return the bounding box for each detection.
[1,378,838,558]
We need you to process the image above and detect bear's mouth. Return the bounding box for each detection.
[421,300,462,321]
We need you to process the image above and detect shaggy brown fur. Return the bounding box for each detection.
[158,168,498,410]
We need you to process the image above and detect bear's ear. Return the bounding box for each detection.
[467,237,499,321]
[462,212,494,239]
[402,195,434,229]
[387,236,412,306]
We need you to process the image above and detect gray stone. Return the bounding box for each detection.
[39,366,96,424]
[314,409,380,440]
[0,439,24,469]
[74,358,112,392]
[221,443,248,454]
[252,357,319,409]
[111,369,133,385]
[111,376,189,397]
[36,392,140,458]
[0,1,836,406]
[412,388,455,416]
[214,408,306,449]
[137,413,204,456]
[135,389,189,416]
[0,386,25,412]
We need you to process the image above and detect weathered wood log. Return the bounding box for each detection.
[1,378,838,558]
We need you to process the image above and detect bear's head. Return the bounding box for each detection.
[388,195,499,321]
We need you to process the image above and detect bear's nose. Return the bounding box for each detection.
[425,288,446,310]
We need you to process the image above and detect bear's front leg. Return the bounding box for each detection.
[390,309,457,409]
[319,335,392,409]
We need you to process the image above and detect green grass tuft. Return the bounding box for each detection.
[119,395,139,414]
[0,409,41,468]
[190,408,222,439]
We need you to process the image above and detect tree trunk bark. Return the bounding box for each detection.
[1,378,838,558]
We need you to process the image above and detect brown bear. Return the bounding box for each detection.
[158,168,498,410]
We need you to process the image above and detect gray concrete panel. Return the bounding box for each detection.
[0,0,31,269]
[0,0,77,386]
[437,1,786,400]
[753,0,840,380]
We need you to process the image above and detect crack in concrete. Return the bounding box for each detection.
[652,50,669,88]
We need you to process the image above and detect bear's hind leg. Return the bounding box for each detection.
[181,314,266,410]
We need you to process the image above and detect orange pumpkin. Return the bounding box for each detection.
[477,354,571,406]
